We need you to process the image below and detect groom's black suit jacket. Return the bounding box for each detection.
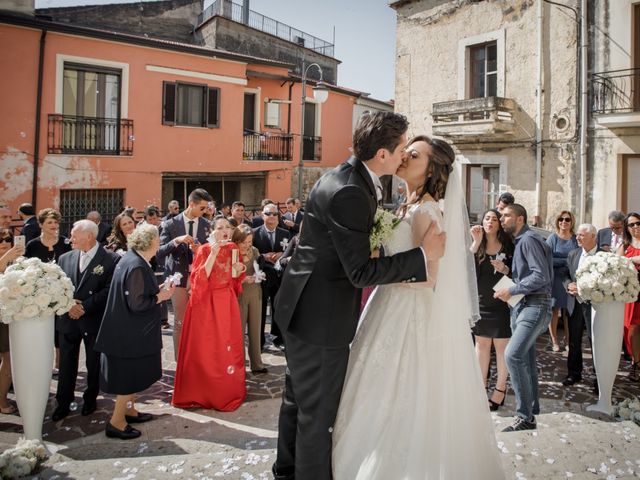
[274,156,427,347]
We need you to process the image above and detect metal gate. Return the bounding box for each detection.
[59,188,125,236]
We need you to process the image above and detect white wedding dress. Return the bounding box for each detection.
[332,200,505,480]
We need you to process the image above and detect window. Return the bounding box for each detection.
[458,29,505,100]
[469,42,497,99]
[163,81,220,128]
[59,188,124,235]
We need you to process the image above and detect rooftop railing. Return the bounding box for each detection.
[197,0,334,57]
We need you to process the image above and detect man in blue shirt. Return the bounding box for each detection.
[494,203,553,432]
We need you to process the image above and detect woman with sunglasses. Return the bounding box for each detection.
[0,229,25,415]
[617,212,640,380]
[546,211,578,352]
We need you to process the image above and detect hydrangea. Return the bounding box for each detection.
[369,208,401,252]
[0,438,48,478]
[576,252,640,303]
[0,257,75,324]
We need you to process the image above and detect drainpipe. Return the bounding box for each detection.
[579,0,588,224]
[32,29,47,208]
[242,0,250,25]
[534,0,543,226]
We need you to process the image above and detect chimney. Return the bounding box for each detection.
[0,0,34,15]
[242,0,249,25]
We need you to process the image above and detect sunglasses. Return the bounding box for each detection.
[558,217,572,223]
[263,212,278,217]
[0,237,11,243]
[628,221,640,228]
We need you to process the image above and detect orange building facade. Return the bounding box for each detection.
[0,12,388,231]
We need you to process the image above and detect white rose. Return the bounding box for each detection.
[591,291,604,303]
[34,293,52,308]
[21,304,40,319]
[19,284,34,296]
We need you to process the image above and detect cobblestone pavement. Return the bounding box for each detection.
[0,319,639,479]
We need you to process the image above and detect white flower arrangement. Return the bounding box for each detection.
[614,396,640,424]
[0,438,48,478]
[0,257,75,324]
[576,252,640,303]
[369,208,400,252]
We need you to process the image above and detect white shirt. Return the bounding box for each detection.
[362,162,383,202]
[578,245,598,269]
[79,242,99,273]
[182,212,199,237]
[611,231,623,251]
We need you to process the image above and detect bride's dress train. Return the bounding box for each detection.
[332,201,505,480]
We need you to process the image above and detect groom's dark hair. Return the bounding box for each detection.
[352,112,409,161]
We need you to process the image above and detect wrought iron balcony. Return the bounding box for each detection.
[302,135,321,162]
[198,0,334,57]
[243,131,293,161]
[592,68,640,119]
[48,114,134,155]
[432,97,530,140]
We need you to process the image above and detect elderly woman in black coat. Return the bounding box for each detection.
[95,224,175,439]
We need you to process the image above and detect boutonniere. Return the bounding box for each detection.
[369,207,401,252]
[92,265,105,276]
[280,238,289,251]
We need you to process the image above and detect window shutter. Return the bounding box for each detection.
[162,82,176,125]
[206,87,219,128]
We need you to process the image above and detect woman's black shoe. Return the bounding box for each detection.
[488,388,506,411]
[105,422,141,439]
[125,412,154,424]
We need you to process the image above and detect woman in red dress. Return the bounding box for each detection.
[173,217,247,410]
[617,212,640,380]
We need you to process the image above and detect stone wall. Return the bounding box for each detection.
[37,0,203,44]
[393,0,579,228]
[198,16,339,84]
[0,0,33,15]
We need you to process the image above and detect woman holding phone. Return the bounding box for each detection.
[172,217,248,411]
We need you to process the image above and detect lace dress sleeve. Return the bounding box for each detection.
[410,202,442,288]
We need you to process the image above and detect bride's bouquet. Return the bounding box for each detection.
[0,257,75,323]
[369,208,401,252]
[576,252,640,303]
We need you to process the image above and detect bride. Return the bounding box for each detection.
[332,136,505,479]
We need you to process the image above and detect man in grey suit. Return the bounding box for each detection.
[562,223,600,390]
[157,188,212,359]
[597,210,625,252]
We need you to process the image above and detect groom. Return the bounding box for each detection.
[272,112,446,480]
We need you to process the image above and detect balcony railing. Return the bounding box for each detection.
[198,0,334,57]
[243,131,293,161]
[48,114,134,155]
[431,97,526,139]
[592,68,640,114]
[302,135,322,161]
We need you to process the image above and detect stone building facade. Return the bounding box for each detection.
[391,0,631,229]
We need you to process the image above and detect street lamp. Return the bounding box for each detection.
[297,62,329,200]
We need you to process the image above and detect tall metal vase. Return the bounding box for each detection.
[9,315,54,440]
[586,301,625,416]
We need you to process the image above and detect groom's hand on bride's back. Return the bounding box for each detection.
[422,222,446,261]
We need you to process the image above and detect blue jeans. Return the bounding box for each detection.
[505,295,552,421]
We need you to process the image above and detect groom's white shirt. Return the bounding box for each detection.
[362,160,429,276]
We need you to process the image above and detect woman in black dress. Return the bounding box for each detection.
[24,208,71,262]
[95,224,174,439]
[470,208,514,411]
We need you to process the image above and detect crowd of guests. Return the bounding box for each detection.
[0,193,302,439]
[0,189,637,438]
[470,194,640,431]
